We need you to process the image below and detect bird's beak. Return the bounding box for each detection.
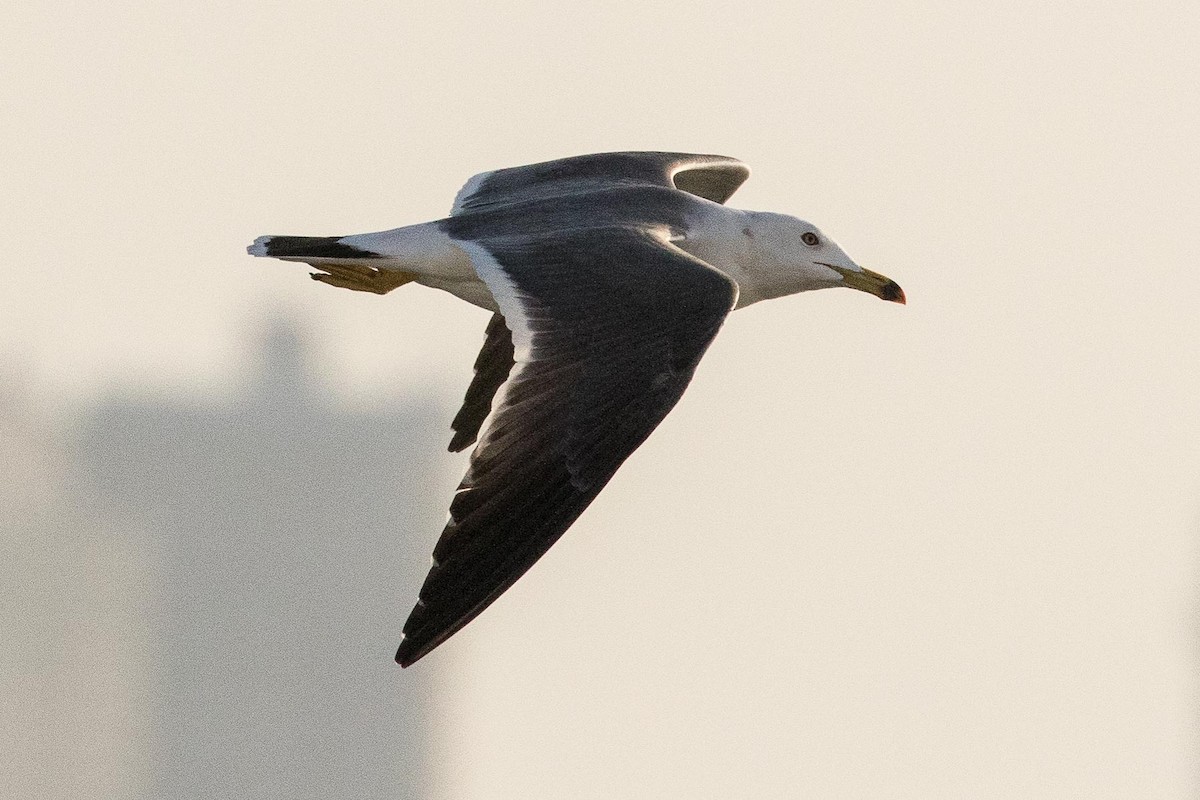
[826,265,906,304]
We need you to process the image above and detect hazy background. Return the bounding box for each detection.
[3,1,1197,797]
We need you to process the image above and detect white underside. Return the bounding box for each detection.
[341,223,500,311]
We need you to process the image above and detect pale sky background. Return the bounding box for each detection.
[4,1,1198,797]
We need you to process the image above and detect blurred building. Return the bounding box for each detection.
[5,318,446,799]
[1,366,143,798]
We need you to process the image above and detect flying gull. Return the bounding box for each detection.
[248,151,904,667]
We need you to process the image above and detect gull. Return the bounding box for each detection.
[248,151,905,667]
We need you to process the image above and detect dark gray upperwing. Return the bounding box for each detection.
[395,227,738,666]
[450,152,750,215]
[448,313,515,453]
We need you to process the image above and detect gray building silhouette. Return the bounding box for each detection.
[72,318,446,798]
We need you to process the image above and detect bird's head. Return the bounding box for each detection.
[742,212,905,306]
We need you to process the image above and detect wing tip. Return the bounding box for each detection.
[447,430,476,452]
[395,637,421,668]
[394,623,454,668]
[394,599,450,668]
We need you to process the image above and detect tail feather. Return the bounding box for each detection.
[247,235,383,260]
[248,234,418,294]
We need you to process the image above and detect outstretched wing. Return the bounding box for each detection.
[396,226,738,666]
[450,151,750,215]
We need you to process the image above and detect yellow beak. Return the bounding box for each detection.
[826,265,906,304]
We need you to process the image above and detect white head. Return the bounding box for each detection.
[735,212,905,307]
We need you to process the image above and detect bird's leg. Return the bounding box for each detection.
[310,264,417,295]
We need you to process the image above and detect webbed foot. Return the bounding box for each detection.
[310,264,416,295]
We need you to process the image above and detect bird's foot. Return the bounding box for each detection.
[310,265,416,295]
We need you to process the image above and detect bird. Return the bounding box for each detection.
[248,151,904,667]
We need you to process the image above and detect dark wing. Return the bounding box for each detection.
[448,313,515,453]
[450,152,750,215]
[396,226,738,666]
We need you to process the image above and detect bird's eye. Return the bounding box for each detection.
[801,232,820,246]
